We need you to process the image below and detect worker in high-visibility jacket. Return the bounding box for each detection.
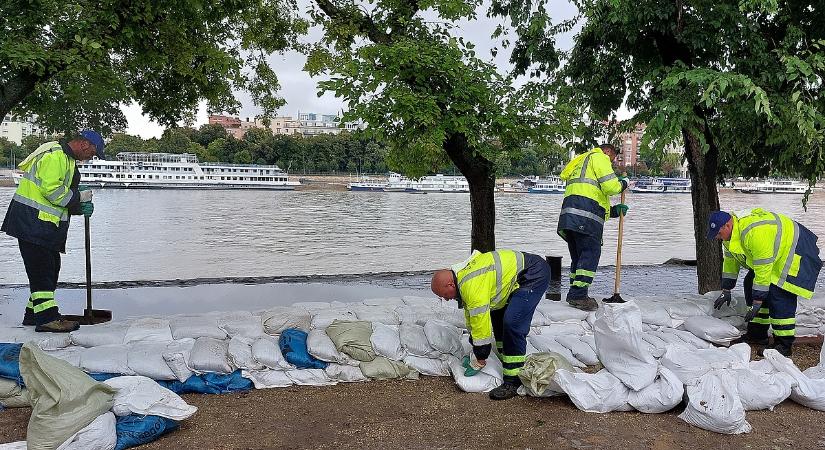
[557,144,628,311]
[431,249,550,400]
[709,209,823,356]
[1,131,104,332]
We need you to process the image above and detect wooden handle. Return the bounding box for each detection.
[85,216,92,314]
[614,189,626,295]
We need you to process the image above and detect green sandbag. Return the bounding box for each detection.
[518,352,575,397]
[359,356,416,380]
[0,377,30,408]
[325,320,377,362]
[20,343,116,450]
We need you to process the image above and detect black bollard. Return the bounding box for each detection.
[545,255,563,301]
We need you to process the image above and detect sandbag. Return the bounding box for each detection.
[640,333,669,358]
[310,309,357,330]
[325,364,369,382]
[307,329,357,365]
[553,335,599,366]
[261,306,312,334]
[157,371,252,394]
[395,305,444,326]
[353,306,400,325]
[361,297,406,308]
[104,376,197,420]
[678,368,752,434]
[20,343,116,450]
[286,369,336,386]
[682,316,742,345]
[241,369,294,389]
[448,354,503,393]
[402,295,438,306]
[660,343,750,385]
[127,342,181,381]
[527,335,585,368]
[71,324,127,347]
[279,329,328,369]
[0,377,30,408]
[667,328,715,350]
[403,355,451,376]
[189,337,233,374]
[292,301,331,311]
[400,323,438,357]
[57,411,116,450]
[554,369,634,413]
[228,336,265,371]
[764,349,825,411]
[370,322,405,361]
[0,343,23,384]
[593,301,658,391]
[0,326,72,351]
[169,316,227,340]
[251,335,293,370]
[81,345,135,375]
[43,347,84,367]
[532,322,588,336]
[732,365,793,411]
[218,313,264,339]
[518,352,574,397]
[161,339,196,382]
[123,318,173,344]
[423,320,463,357]
[536,301,591,322]
[360,356,416,380]
[803,344,825,380]
[114,415,179,450]
[627,367,684,413]
[325,320,376,362]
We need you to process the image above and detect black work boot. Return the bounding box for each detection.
[766,336,794,357]
[567,297,598,312]
[35,318,80,333]
[22,310,36,326]
[732,322,770,346]
[489,381,521,400]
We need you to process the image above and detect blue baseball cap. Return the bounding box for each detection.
[707,211,732,239]
[80,130,105,159]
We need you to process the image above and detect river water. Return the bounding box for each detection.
[1,187,824,285]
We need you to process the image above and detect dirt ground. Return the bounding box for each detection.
[2,344,824,449]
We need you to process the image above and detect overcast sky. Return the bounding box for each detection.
[124,1,583,139]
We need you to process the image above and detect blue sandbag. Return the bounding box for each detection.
[0,343,23,385]
[279,329,327,369]
[87,372,120,382]
[115,414,179,450]
[157,370,252,395]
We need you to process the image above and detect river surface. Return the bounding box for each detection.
[1,187,823,285]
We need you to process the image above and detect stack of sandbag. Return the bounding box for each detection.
[448,336,503,393]
[794,294,825,337]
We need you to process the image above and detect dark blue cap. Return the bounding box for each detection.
[80,130,105,159]
[707,211,732,239]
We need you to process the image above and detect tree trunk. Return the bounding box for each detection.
[682,121,722,294]
[0,71,40,120]
[443,132,496,252]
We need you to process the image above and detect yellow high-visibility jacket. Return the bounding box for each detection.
[557,147,625,239]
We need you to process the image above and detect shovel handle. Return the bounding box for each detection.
[614,190,626,295]
[85,215,92,314]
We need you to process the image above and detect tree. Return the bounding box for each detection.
[494,0,825,292]
[307,0,567,251]
[192,124,230,148]
[0,0,306,135]
[106,133,149,155]
[158,128,197,155]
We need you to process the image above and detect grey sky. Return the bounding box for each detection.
[125,1,581,138]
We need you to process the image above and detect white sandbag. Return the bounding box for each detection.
[530,309,551,326]
[361,297,406,308]
[627,367,684,413]
[423,320,463,356]
[0,326,73,351]
[286,369,337,386]
[554,335,600,366]
[668,328,715,349]
[104,376,197,420]
[43,347,84,367]
[325,364,368,382]
[447,354,503,393]
[188,337,233,374]
[403,355,451,376]
[682,315,742,344]
[0,442,27,449]
[579,334,596,353]
[750,359,780,375]
[732,365,793,411]
[663,298,713,321]
[533,322,588,336]
[161,339,196,382]
[70,324,127,347]
[292,301,332,311]
[353,306,400,325]
[80,345,135,375]
[127,342,180,381]
[632,297,679,327]
[803,344,825,379]
[536,301,591,322]
[650,330,693,349]
[307,329,357,365]
[310,309,357,330]
[370,322,405,361]
[241,369,293,389]
[56,411,116,450]
[764,349,825,411]
[660,343,750,385]
[251,335,294,370]
[705,291,750,318]
[169,316,227,340]
[678,369,752,434]
[640,333,669,358]
[402,295,440,306]
[528,335,585,368]
[395,305,443,326]
[593,301,658,391]
[433,306,467,329]
[261,307,312,334]
[123,318,173,344]
[554,369,634,413]
[228,336,265,371]
[218,314,264,339]
[400,322,438,357]
[720,315,747,329]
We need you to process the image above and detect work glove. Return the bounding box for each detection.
[80,201,94,218]
[713,290,732,310]
[618,175,629,191]
[744,301,763,322]
[610,203,629,218]
[462,354,485,377]
[78,185,93,203]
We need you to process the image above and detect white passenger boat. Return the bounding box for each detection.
[527,175,565,194]
[737,179,809,194]
[348,172,470,193]
[631,177,692,193]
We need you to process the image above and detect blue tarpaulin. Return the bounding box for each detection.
[115,415,180,450]
[0,343,23,385]
[157,370,252,395]
[279,329,327,369]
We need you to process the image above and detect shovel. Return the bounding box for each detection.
[603,189,627,304]
[63,216,112,325]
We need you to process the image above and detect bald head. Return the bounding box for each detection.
[431,269,457,300]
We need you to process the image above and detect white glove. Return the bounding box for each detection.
[79,189,93,202]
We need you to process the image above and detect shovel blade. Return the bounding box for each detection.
[62,309,112,325]
[602,293,626,304]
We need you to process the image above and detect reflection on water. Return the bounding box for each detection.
[1,187,823,284]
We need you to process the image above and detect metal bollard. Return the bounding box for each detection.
[545,255,562,301]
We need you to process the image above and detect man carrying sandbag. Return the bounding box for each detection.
[709,209,823,356]
[431,249,550,400]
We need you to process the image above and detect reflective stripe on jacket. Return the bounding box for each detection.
[557,147,624,239]
[456,250,525,346]
[722,208,823,300]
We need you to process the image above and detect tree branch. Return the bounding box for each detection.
[314,0,393,44]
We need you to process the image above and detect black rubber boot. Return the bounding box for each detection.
[732,322,770,346]
[489,381,521,400]
[22,310,36,326]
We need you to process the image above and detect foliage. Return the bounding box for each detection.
[0,0,307,135]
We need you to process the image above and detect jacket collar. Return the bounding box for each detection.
[725,216,744,254]
[60,141,77,160]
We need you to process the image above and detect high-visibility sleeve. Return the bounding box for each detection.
[721,247,741,290]
[745,227,775,301]
[37,151,73,207]
[592,153,623,196]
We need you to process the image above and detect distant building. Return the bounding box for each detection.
[0,115,48,145]
[614,123,645,169]
[209,112,365,139]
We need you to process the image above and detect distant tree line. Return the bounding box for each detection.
[1,124,568,177]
